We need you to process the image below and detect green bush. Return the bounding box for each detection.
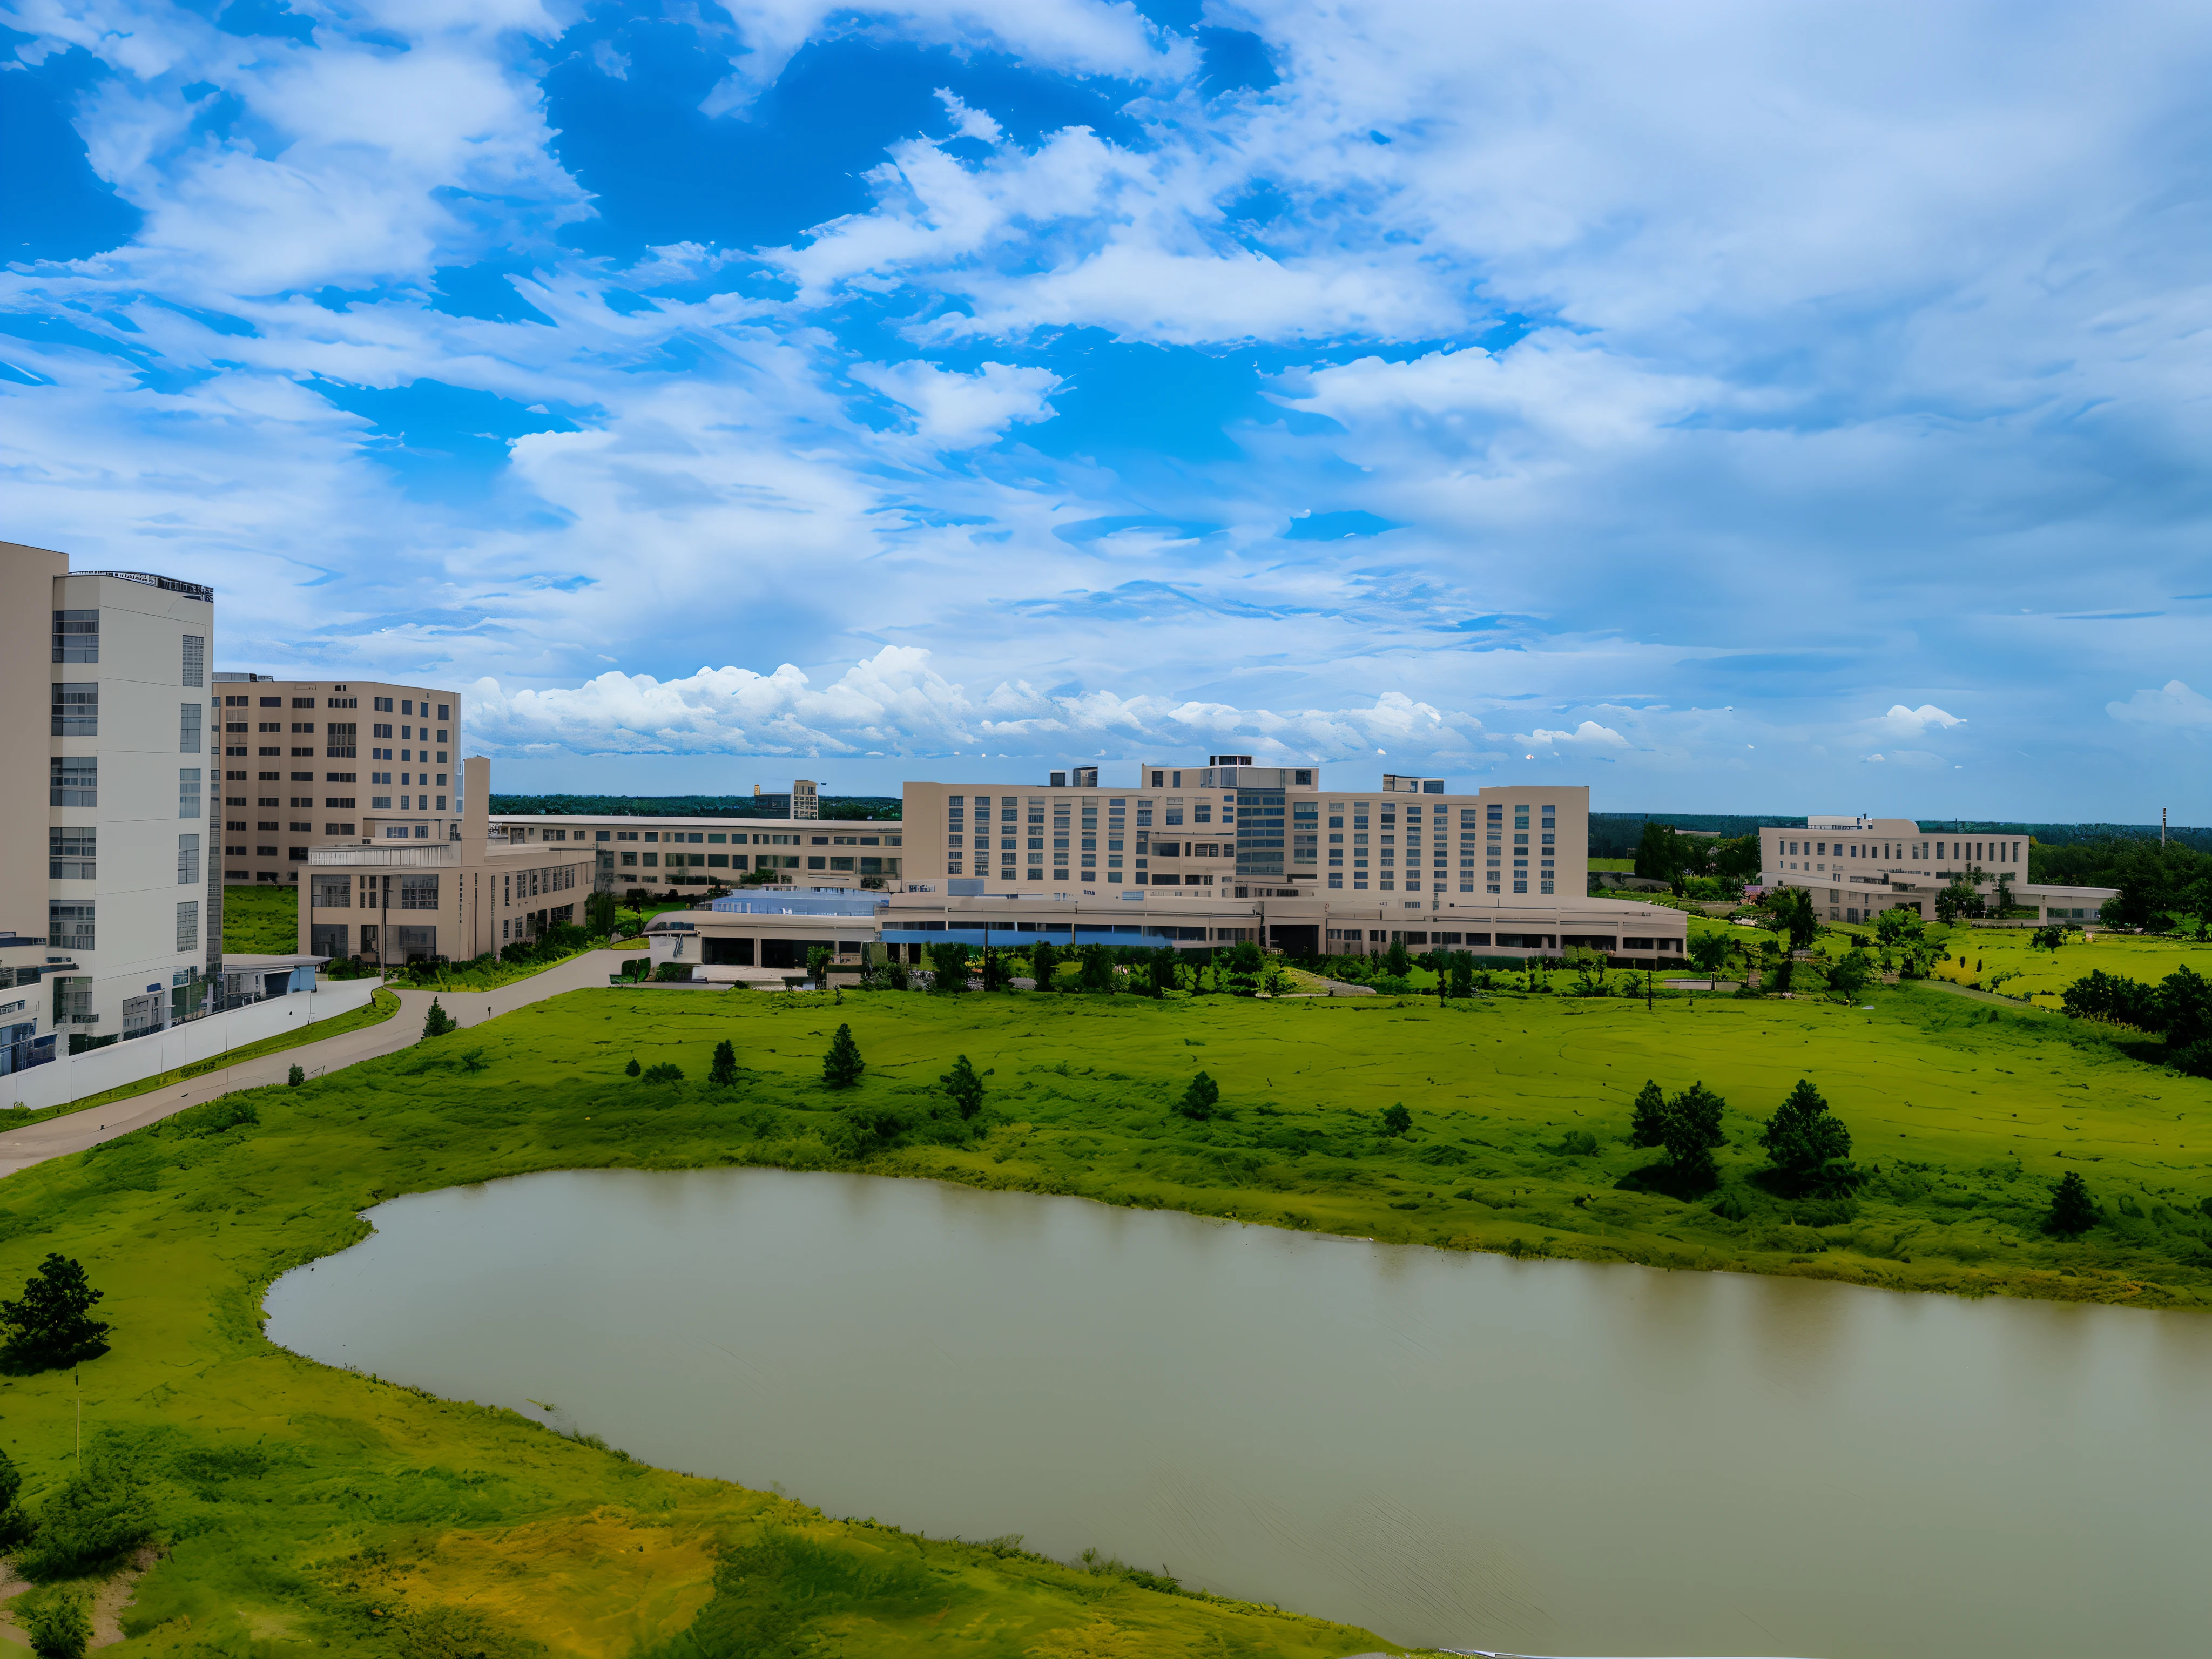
[15,1455,154,1581]
[1,1255,110,1370]
[20,1587,90,1659]
[652,961,695,983]
[639,1062,684,1085]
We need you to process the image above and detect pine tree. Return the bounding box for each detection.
[0,1253,110,1366]
[823,1023,865,1088]
[421,997,456,1038]
[625,1057,642,1077]
[1759,1078,1854,1190]
[287,1064,305,1087]
[1175,1071,1221,1120]
[1380,1102,1413,1137]
[709,1039,738,1088]
[942,1054,986,1119]
[1629,1080,1669,1147]
[2045,1171,2098,1235]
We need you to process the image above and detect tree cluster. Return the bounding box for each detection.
[1627,1080,1728,1192]
[1755,1080,1860,1196]
[2060,966,2212,1068]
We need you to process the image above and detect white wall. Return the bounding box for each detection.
[2,978,379,1112]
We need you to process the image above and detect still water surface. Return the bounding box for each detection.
[264,1169,2210,1657]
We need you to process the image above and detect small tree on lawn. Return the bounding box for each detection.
[287,1064,305,1087]
[2044,1172,2098,1235]
[822,1023,865,1088]
[1688,932,1731,975]
[806,946,832,989]
[1148,947,1181,997]
[1380,1102,1412,1137]
[1030,939,1060,989]
[1,1253,110,1368]
[1078,944,1118,994]
[625,1056,641,1077]
[1384,937,1411,979]
[942,1054,986,1119]
[422,997,456,1038]
[585,889,618,936]
[21,1588,90,1659]
[1629,1080,1669,1147]
[709,1039,738,1088]
[1175,1071,1222,1120]
[1827,952,1874,1000]
[1759,1079,1857,1194]
[2030,924,2066,953]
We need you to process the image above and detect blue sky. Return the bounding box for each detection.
[4,0,2209,817]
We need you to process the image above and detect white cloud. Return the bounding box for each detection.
[849,360,1062,448]
[1876,704,1965,734]
[2107,680,2212,728]
[465,648,1486,759]
[1521,721,1631,751]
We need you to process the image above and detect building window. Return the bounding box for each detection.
[50,756,96,807]
[52,609,98,663]
[180,702,202,754]
[178,834,201,885]
[177,900,199,950]
[49,903,95,953]
[326,721,356,758]
[49,828,96,880]
[399,875,439,909]
[181,633,205,686]
[52,682,97,736]
[179,767,201,818]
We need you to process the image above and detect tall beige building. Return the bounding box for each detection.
[212,674,463,885]
[3,543,224,1078]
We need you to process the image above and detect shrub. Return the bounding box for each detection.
[15,1455,153,1581]
[710,1039,739,1087]
[1380,1103,1412,1137]
[286,1063,305,1087]
[2169,1039,2212,1079]
[20,1588,90,1659]
[624,1057,641,1077]
[421,997,456,1038]
[822,1023,865,1088]
[640,1062,684,1085]
[1552,1129,1600,1157]
[1,1255,110,1370]
[1174,1071,1222,1120]
[941,1054,985,1119]
[1758,1079,1859,1196]
[2045,1172,2098,1235]
[1628,1080,1667,1147]
[652,961,695,983]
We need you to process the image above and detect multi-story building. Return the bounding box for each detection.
[1757,816,2116,924]
[899,756,1587,908]
[643,758,1684,971]
[3,544,224,1075]
[211,673,462,886]
[488,794,903,892]
[301,759,599,966]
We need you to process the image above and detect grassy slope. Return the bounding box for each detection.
[1931,926,2211,1009]
[0,1016,1397,1659]
[221,884,300,954]
[14,977,2212,1654]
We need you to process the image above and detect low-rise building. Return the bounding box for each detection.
[1757,816,2115,923]
[300,759,598,966]
[488,797,903,892]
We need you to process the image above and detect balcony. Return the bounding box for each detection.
[308,842,461,869]
[81,569,215,602]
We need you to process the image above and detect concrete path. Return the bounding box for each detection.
[0,949,628,1182]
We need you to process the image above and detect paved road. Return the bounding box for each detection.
[0,950,628,1182]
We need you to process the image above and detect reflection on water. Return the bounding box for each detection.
[264,1168,2211,1657]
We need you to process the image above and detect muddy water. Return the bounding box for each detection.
[263,1167,2211,1656]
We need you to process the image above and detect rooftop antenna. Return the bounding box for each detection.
[2162,807,2167,847]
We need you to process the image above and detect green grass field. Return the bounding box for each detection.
[11,975,2212,1654]
[1932,925,2212,1009]
[220,883,300,954]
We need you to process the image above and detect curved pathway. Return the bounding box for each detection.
[0,950,628,1182]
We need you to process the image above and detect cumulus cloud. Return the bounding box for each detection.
[1876,704,1965,734]
[2107,680,2212,728]
[1520,721,1632,751]
[849,360,1062,447]
[466,649,1485,760]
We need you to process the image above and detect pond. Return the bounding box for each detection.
[263,1168,2209,1656]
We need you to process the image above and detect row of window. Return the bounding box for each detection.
[42,900,204,955]
[1772,837,2021,866]
[50,616,206,689]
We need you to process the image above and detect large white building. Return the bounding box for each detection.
[1758,815,2115,923]
[3,545,225,1078]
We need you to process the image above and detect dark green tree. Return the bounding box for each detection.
[2029,923,2066,953]
[1175,1071,1222,1120]
[1758,1079,1856,1192]
[709,1039,738,1087]
[1,1254,110,1367]
[1384,938,1411,979]
[822,1023,865,1088]
[422,997,456,1037]
[1827,951,1874,999]
[1380,1102,1412,1137]
[287,1064,305,1087]
[806,945,832,988]
[1449,953,1475,997]
[2156,965,2212,1049]
[640,1061,684,1084]
[928,940,971,992]
[1629,1080,1669,1147]
[585,888,619,935]
[942,1054,986,1119]
[1029,939,1060,989]
[1224,939,1265,996]
[2044,1171,2098,1235]
[1687,932,1731,974]
[1668,1082,1728,1150]
[21,1587,90,1659]
[1078,943,1118,993]
[625,1056,642,1077]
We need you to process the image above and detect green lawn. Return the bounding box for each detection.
[1932,925,2212,1009]
[220,882,299,954]
[11,976,2212,1656]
